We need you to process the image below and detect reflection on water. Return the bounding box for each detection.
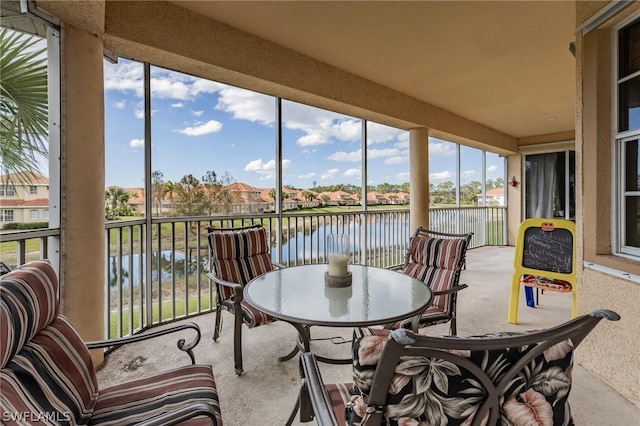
[277,221,410,263]
[109,250,204,288]
[110,217,413,288]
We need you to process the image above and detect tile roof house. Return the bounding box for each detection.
[0,174,50,228]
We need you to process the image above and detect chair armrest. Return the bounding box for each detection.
[299,352,339,426]
[272,261,286,269]
[432,283,468,296]
[134,401,219,426]
[85,322,201,365]
[207,272,244,302]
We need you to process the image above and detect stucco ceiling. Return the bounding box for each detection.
[170,1,577,139]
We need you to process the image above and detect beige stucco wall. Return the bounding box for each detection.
[60,24,105,366]
[506,154,522,245]
[577,270,639,404]
[576,1,640,407]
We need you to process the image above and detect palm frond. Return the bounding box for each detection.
[0,28,49,184]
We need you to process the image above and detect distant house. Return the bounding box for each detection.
[477,187,505,206]
[366,191,387,205]
[226,182,269,213]
[395,192,410,204]
[0,174,50,229]
[124,187,145,215]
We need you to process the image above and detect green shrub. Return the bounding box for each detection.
[3,222,49,230]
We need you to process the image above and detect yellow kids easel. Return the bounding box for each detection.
[508,218,576,324]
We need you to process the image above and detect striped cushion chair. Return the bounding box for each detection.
[1,260,222,425]
[394,227,473,335]
[206,224,283,376]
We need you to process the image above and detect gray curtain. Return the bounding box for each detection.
[526,153,557,218]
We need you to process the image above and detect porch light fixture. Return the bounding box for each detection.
[509,176,519,188]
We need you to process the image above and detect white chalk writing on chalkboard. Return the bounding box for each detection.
[522,227,573,274]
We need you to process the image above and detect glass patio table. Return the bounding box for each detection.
[243,263,433,364]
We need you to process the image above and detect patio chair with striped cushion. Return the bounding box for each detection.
[0,260,222,425]
[394,227,473,335]
[206,224,284,376]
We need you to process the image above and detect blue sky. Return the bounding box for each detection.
[104,58,504,190]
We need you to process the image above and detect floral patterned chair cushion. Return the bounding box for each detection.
[347,328,575,426]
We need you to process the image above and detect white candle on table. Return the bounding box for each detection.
[328,253,349,276]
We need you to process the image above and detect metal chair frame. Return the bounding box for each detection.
[296,310,620,426]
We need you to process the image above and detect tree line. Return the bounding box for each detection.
[105,172,505,219]
[151,170,236,217]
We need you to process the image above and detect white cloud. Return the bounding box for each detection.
[328,150,361,162]
[281,102,361,147]
[327,147,404,163]
[366,122,407,144]
[244,158,291,180]
[192,110,204,117]
[215,87,275,125]
[129,138,144,149]
[214,91,367,148]
[320,168,340,180]
[104,60,144,96]
[245,158,272,172]
[134,103,157,119]
[298,172,316,179]
[487,165,498,172]
[394,139,409,149]
[178,120,223,136]
[430,170,454,181]
[461,169,477,179]
[104,59,226,101]
[343,168,361,178]
[331,120,361,141]
[384,156,406,165]
[114,100,126,109]
[150,78,192,100]
[368,148,400,159]
[429,141,456,156]
[299,133,327,147]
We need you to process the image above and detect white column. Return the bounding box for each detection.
[409,128,430,232]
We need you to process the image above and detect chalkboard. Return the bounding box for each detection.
[522,226,573,274]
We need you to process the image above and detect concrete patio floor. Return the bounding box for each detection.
[96,246,639,425]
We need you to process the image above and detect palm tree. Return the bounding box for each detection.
[151,170,164,217]
[105,187,132,219]
[0,29,48,184]
[163,181,176,216]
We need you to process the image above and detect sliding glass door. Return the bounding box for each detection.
[524,150,575,220]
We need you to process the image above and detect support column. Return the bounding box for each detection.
[409,128,430,232]
[60,24,105,366]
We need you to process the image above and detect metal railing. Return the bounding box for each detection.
[1,206,506,339]
[0,228,60,267]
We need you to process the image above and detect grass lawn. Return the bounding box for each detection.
[110,295,213,338]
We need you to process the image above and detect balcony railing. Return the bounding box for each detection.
[1,206,506,339]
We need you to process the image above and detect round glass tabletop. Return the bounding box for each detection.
[244,264,432,327]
